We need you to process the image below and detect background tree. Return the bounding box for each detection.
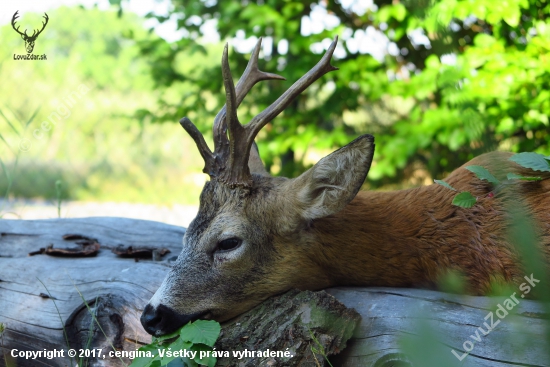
[122,0,550,185]
[0,6,206,204]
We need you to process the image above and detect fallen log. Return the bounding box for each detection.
[1,218,549,367]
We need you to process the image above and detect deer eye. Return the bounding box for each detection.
[217,238,242,252]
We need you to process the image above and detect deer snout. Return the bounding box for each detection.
[141,303,202,336]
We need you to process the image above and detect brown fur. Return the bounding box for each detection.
[280,151,550,295]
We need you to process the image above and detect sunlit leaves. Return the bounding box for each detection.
[376,3,408,24]
[132,0,550,184]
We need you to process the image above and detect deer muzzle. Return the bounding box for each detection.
[140,303,205,336]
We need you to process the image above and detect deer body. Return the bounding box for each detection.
[308,151,550,294]
[141,38,550,336]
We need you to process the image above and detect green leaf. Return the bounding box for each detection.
[179,320,221,347]
[130,344,161,367]
[160,338,192,366]
[506,173,542,181]
[153,328,181,343]
[465,165,500,185]
[503,7,521,27]
[191,344,217,367]
[452,192,477,208]
[434,179,457,191]
[393,3,407,21]
[180,357,198,367]
[166,358,186,367]
[509,153,550,172]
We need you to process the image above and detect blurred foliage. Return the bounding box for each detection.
[0,6,206,205]
[126,0,550,184]
[2,0,549,203]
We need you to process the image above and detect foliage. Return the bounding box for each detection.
[122,0,550,183]
[0,6,206,205]
[434,152,549,208]
[465,165,499,185]
[130,320,221,367]
[510,152,550,171]
[3,1,549,204]
[308,328,334,367]
[450,191,477,208]
[433,179,456,191]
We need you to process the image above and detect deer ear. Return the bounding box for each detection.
[287,135,375,221]
[248,141,269,176]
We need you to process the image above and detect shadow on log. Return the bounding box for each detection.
[1,218,549,367]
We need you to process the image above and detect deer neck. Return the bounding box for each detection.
[310,187,446,289]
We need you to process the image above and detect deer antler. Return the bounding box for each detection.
[31,13,49,39]
[11,11,25,37]
[180,38,284,181]
[181,36,339,188]
[11,11,49,39]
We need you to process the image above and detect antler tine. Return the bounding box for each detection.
[181,37,335,188]
[219,44,255,186]
[212,38,285,152]
[219,37,338,187]
[234,37,286,103]
[245,36,339,142]
[36,13,49,36]
[180,117,216,175]
[11,11,25,36]
[31,13,49,38]
[221,43,246,160]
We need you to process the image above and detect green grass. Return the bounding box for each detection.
[0,98,206,207]
[0,159,204,206]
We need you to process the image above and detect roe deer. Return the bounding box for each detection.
[141,37,550,336]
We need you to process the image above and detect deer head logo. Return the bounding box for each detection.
[11,11,49,54]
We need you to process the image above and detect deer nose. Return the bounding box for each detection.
[141,303,184,336]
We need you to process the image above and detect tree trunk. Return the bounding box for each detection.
[1,218,549,367]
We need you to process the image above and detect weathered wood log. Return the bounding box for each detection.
[215,289,360,367]
[0,218,185,367]
[1,218,549,367]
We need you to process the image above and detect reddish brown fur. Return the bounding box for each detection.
[287,151,550,295]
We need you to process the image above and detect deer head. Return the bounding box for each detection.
[12,11,49,54]
[141,37,375,336]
